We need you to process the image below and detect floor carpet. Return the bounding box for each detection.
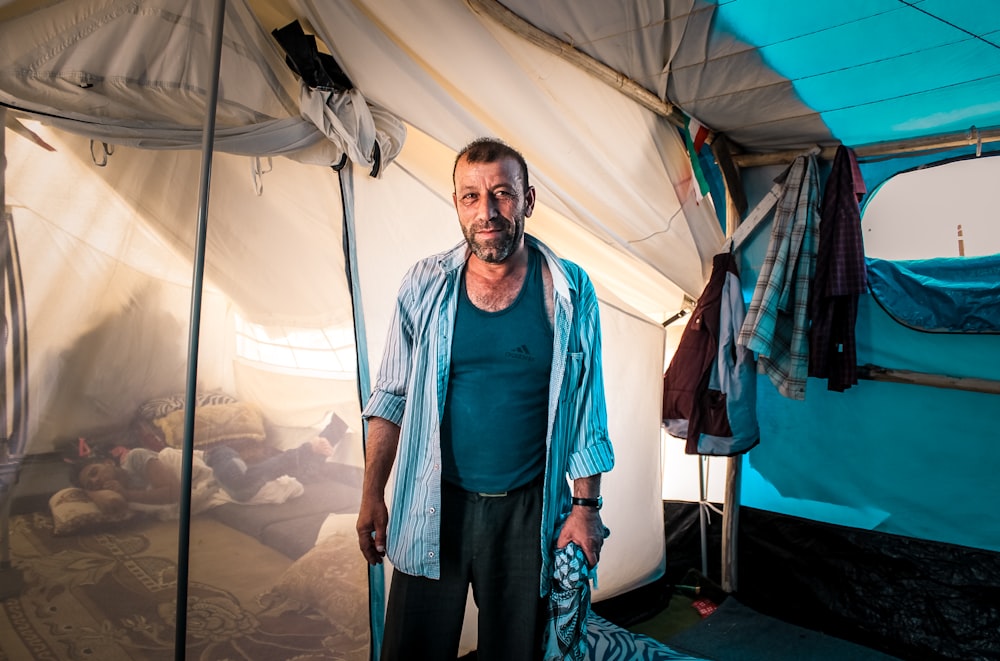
[0,511,366,660]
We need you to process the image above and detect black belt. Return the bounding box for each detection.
[445,473,543,498]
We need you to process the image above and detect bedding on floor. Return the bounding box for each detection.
[6,394,702,660]
[0,510,369,661]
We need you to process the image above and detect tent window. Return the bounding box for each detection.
[234,315,356,379]
[862,155,1000,260]
[861,155,1000,333]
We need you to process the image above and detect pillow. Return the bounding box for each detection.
[152,401,266,450]
[49,487,136,536]
[270,521,368,648]
[315,513,359,545]
[136,391,238,421]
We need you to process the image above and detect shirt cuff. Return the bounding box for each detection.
[361,390,406,426]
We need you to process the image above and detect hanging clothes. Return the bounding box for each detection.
[663,252,758,456]
[808,145,867,391]
[737,155,820,400]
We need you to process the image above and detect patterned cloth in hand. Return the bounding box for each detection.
[544,541,594,661]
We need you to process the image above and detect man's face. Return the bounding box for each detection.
[452,155,535,264]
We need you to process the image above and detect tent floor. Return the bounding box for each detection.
[645,500,1000,661]
[628,594,903,660]
[622,592,704,642]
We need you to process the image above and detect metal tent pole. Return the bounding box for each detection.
[174,2,226,658]
[0,107,15,597]
[698,456,709,577]
[337,163,386,661]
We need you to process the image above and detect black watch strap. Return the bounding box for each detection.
[571,496,602,510]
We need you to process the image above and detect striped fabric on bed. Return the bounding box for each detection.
[586,613,706,661]
[137,391,238,420]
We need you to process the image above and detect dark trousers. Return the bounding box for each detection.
[381,480,545,661]
[204,444,315,501]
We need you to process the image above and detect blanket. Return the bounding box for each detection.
[0,511,367,661]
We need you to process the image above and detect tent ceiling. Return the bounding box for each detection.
[501,0,1000,153]
[3,0,1000,306]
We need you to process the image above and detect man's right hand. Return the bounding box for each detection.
[357,497,389,564]
[356,416,401,565]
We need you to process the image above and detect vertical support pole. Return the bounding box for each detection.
[0,106,8,578]
[337,164,385,661]
[719,137,744,595]
[697,456,709,577]
[0,103,26,602]
[0,107,6,468]
[174,2,226,659]
[720,455,741,592]
[0,107,5,235]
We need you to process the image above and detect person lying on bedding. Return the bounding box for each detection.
[202,436,338,502]
[72,446,180,511]
[71,436,339,510]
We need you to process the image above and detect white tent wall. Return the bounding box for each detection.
[5,123,359,450]
[296,0,723,306]
[3,117,376,657]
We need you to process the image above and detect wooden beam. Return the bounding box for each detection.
[466,0,688,128]
[858,364,1000,395]
[720,456,741,593]
[732,125,1000,168]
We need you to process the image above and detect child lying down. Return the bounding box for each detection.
[70,437,341,516]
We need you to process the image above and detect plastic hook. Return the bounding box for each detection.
[970,125,983,157]
[89,140,114,167]
[251,156,273,196]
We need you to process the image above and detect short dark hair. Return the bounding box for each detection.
[68,456,107,488]
[453,137,531,195]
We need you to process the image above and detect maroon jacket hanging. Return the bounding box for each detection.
[662,252,759,456]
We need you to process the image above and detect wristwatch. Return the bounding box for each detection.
[571,496,603,510]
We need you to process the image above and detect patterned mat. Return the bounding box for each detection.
[0,511,365,661]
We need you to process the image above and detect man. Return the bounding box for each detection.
[357,137,614,660]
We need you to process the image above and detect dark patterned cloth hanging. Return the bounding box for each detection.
[808,145,867,391]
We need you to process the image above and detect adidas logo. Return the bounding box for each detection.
[505,344,534,361]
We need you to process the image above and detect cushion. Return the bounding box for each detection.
[152,401,266,450]
[136,391,238,421]
[269,517,368,647]
[48,487,136,536]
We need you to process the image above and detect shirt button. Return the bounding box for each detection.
[429,507,436,514]
[428,551,435,558]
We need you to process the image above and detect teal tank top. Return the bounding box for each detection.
[441,248,553,493]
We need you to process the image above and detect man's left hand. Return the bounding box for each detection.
[556,505,607,567]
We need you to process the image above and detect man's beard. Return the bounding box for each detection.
[463,213,525,263]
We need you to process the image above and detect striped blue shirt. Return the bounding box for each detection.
[362,235,614,593]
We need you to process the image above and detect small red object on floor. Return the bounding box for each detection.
[691,597,718,618]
